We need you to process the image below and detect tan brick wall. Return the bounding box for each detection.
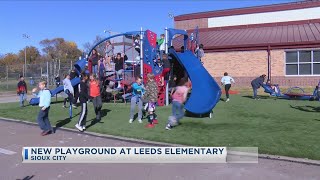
[202,50,320,87]
[270,50,285,77]
[202,50,268,77]
[175,18,208,30]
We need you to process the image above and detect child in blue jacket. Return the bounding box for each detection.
[129,76,145,123]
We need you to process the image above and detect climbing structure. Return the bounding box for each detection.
[142,30,166,106]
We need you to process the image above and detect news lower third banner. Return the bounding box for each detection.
[22,147,258,163]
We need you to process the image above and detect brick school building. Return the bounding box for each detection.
[174,0,320,87]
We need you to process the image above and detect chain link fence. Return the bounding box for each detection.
[0,60,74,92]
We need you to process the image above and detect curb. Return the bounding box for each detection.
[1,117,320,166]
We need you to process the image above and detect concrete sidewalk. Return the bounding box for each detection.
[0,119,319,180]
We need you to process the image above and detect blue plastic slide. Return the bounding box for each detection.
[169,49,221,114]
[29,77,81,105]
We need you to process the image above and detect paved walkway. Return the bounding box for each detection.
[0,94,19,103]
[0,120,319,180]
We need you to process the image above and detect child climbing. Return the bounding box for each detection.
[134,35,141,55]
[98,56,106,81]
[195,44,205,64]
[160,54,171,86]
[89,74,102,122]
[166,78,189,130]
[143,73,159,128]
[157,34,165,60]
[89,49,99,75]
[221,72,235,102]
[129,76,145,123]
[105,40,114,67]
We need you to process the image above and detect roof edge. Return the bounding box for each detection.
[184,19,320,32]
[204,41,320,52]
[175,0,320,21]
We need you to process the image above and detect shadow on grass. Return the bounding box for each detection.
[290,105,320,112]
[86,109,111,130]
[185,111,212,118]
[54,112,80,132]
[242,95,271,99]
[176,121,248,130]
[50,100,64,105]
[314,119,320,122]
[16,175,35,180]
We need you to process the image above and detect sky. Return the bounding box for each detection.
[0,0,297,55]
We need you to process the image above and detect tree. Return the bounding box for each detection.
[83,35,105,56]
[40,38,82,62]
[18,46,40,64]
[0,53,19,65]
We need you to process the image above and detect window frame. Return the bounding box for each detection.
[285,49,320,76]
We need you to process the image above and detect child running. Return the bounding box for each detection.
[143,73,159,128]
[89,74,102,121]
[129,76,145,123]
[166,78,189,130]
[221,72,235,102]
[63,74,74,108]
[75,74,89,132]
[32,81,52,136]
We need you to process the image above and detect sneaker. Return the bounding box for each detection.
[165,124,172,130]
[145,123,155,128]
[138,119,143,123]
[129,119,133,123]
[63,105,67,108]
[153,119,159,124]
[72,105,77,108]
[226,98,230,102]
[82,126,86,130]
[41,130,52,136]
[75,124,83,132]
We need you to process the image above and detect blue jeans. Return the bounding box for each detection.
[116,69,123,79]
[159,50,165,60]
[19,93,26,107]
[37,107,52,131]
[171,101,184,122]
[252,87,258,98]
[130,96,143,120]
[92,65,98,75]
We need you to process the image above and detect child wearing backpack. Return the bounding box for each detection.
[143,73,159,128]
[166,78,189,130]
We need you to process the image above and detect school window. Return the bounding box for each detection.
[285,50,320,75]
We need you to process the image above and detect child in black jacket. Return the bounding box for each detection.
[75,74,89,132]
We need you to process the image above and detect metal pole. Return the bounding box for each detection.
[6,65,8,89]
[22,34,30,77]
[140,27,143,79]
[165,27,168,54]
[24,47,27,77]
[165,27,169,106]
[46,61,49,85]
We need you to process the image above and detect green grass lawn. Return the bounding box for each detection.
[0,95,319,160]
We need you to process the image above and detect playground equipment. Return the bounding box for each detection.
[30,28,222,116]
[262,84,318,100]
